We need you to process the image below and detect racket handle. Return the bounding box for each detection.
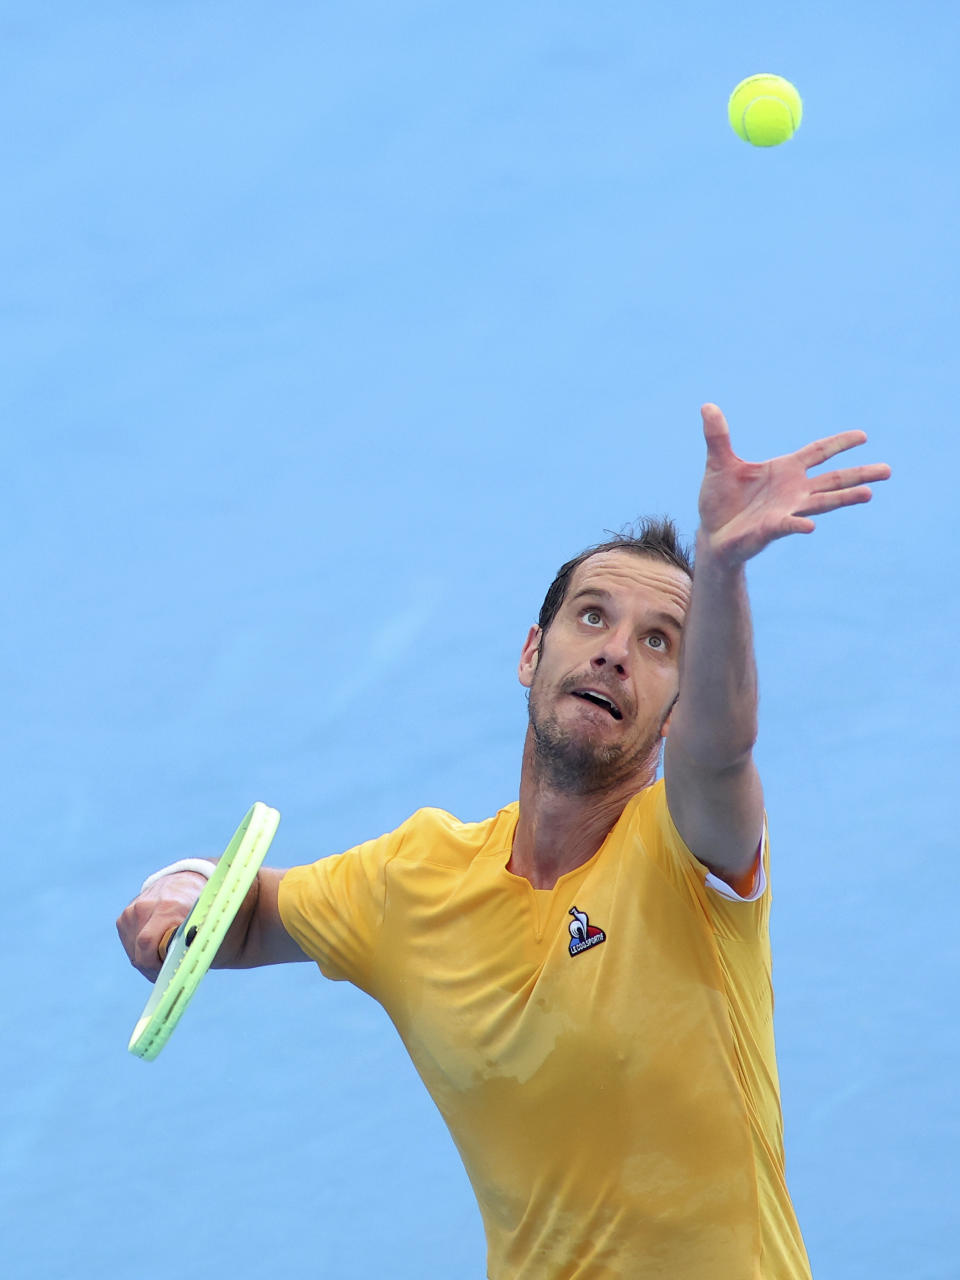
[157,923,198,964]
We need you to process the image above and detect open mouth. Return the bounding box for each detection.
[571,690,623,721]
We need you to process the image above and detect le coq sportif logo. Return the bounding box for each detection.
[568,907,606,957]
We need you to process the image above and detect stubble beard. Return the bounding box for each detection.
[527,681,665,797]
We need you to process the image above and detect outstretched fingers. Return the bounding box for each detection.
[794,486,875,518]
[796,429,876,469]
[782,514,816,536]
[798,432,891,523]
[810,462,892,493]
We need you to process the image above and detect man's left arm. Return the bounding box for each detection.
[664,403,891,890]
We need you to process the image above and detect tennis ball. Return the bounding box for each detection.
[728,74,803,146]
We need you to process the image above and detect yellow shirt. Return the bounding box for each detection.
[279,780,812,1279]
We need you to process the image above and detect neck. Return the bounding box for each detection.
[508,728,658,889]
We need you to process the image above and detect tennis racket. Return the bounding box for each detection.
[128,801,280,1061]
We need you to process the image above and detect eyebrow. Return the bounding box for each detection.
[568,587,684,634]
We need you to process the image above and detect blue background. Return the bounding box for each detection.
[1,3,956,1276]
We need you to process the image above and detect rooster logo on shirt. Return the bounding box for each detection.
[568,907,606,957]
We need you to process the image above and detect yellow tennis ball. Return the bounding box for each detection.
[728,74,803,146]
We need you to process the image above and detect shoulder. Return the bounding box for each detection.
[618,780,770,929]
[283,803,515,886]
[389,803,517,870]
[622,778,746,865]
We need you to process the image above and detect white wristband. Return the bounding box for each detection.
[140,859,216,893]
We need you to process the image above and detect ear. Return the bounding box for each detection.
[659,697,677,739]
[518,625,542,689]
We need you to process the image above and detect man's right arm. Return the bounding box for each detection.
[116,866,310,983]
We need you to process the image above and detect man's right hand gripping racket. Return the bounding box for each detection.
[128,801,280,1061]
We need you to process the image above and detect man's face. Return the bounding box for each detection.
[518,550,692,794]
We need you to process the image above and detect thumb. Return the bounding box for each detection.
[701,403,736,464]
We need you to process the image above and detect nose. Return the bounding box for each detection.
[590,627,631,677]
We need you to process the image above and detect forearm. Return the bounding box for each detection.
[119,863,308,982]
[214,867,310,968]
[671,532,758,768]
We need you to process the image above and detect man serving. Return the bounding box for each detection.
[118,404,890,1278]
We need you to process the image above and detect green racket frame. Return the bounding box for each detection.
[128,801,280,1061]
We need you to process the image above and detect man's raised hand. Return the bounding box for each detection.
[696,403,891,565]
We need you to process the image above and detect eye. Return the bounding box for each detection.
[644,633,667,651]
[581,609,604,628]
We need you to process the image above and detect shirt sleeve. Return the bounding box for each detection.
[642,781,772,942]
[277,819,412,992]
[704,841,767,902]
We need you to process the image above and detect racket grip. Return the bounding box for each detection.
[157,923,198,964]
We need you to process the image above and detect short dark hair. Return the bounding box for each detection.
[537,517,693,636]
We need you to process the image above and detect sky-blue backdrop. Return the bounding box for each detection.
[1,3,957,1277]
